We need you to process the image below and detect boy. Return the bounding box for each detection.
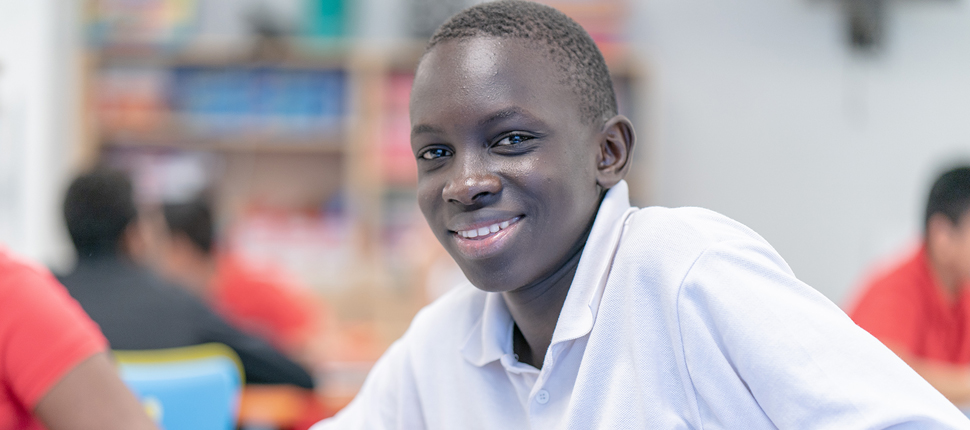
[850,166,970,407]
[315,1,969,428]
[159,198,318,355]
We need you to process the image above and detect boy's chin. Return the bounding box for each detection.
[465,277,510,294]
[462,267,525,294]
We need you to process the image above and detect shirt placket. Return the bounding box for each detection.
[527,339,572,429]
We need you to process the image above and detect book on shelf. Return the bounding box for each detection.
[97,64,348,146]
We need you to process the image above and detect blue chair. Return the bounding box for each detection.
[114,343,244,430]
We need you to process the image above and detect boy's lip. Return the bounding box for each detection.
[448,215,524,259]
[448,216,522,239]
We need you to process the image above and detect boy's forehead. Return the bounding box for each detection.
[419,36,543,68]
[410,37,575,115]
[452,37,507,81]
[416,39,514,88]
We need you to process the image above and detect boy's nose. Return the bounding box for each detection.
[442,166,501,207]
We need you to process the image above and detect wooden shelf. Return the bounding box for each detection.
[93,38,356,70]
[101,129,345,155]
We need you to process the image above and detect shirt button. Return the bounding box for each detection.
[536,390,550,404]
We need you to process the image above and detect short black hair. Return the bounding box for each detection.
[162,198,214,255]
[63,168,138,257]
[925,166,970,229]
[426,0,617,125]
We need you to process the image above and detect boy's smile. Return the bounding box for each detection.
[410,37,604,293]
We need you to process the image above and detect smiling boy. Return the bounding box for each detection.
[313,1,970,428]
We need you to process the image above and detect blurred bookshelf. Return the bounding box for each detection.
[79,0,644,415]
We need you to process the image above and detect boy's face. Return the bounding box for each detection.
[939,211,970,283]
[410,37,603,293]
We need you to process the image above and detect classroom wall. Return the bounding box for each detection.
[0,0,82,270]
[633,0,970,304]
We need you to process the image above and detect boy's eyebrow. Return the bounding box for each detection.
[477,107,535,127]
[412,124,444,136]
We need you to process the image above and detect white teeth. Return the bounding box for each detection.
[457,219,516,239]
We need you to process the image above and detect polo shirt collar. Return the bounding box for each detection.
[460,181,635,367]
[550,180,634,345]
[460,290,515,367]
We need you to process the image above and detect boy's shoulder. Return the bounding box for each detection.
[626,206,770,250]
[606,206,799,306]
[607,206,791,293]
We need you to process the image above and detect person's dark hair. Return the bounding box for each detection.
[162,198,214,255]
[63,168,138,257]
[925,166,970,230]
[425,0,617,125]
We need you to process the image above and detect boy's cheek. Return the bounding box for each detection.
[416,184,444,223]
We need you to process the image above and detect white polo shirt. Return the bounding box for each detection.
[314,181,970,429]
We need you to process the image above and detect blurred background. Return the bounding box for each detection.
[1,0,970,419]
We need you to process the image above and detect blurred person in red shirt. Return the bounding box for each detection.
[157,198,331,427]
[158,197,321,362]
[849,166,970,406]
[0,246,157,430]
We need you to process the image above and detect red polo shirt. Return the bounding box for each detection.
[848,246,970,363]
[0,248,108,430]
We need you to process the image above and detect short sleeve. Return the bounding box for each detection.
[848,275,921,354]
[677,239,969,429]
[0,255,109,409]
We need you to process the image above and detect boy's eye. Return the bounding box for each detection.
[419,148,452,160]
[495,134,533,147]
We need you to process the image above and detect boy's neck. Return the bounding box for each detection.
[503,244,584,369]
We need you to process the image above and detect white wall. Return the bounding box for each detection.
[633,0,970,304]
[0,0,81,270]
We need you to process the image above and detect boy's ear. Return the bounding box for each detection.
[595,115,636,189]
